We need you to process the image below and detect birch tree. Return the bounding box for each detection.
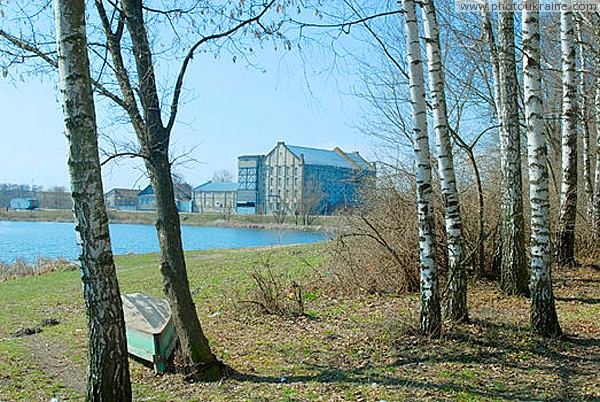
[54,0,131,398]
[576,19,593,220]
[480,6,503,277]
[403,0,441,337]
[522,0,562,338]
[497,3,528,295]
[556,6,578,266]
[593,29,600,234]
[421,0,467,323]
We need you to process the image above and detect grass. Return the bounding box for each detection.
[0,242,598,401]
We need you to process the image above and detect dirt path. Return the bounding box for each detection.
[23,333,86,394]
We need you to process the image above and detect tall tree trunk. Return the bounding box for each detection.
[403,0,441,338]
[480,7,503,121]
[119,0,222,379]
[556,7,578,266]
[481,6,503,280]
[421,0,467,323]
[576,20,593,220]
[497,3,528,295]
[54,0,132,399]
[593,46,600,234]
[522,0,562,338]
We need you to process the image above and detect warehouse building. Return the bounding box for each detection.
[237,142,375,216]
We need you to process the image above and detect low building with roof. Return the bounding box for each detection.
[105,188,140,210]
[136,183,193,213]
[192,181,238,214]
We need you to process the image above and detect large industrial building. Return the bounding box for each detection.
[236,142,375,216]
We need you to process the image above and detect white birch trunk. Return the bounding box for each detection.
[481,4,502,277]
[576,20,593,220]
[480,5,503,121]
[421,0,467,323]
[522,0,562,338]
[403,0,441,337]
[54,0,131,399]
[593,48,600,233]
[497,2,528,295]
[557,6,578,266]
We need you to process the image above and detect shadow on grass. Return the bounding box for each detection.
[225,317,597,401]
[556,296,600,305]
[227,365,536,401]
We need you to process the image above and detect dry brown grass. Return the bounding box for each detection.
[0,257,77,282]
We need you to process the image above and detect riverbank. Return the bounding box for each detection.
[0,209,337,232]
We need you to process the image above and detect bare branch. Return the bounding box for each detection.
[290,8,404,32]
[0,28,128,110]
[166,0,276,132]
[101,151,147,166]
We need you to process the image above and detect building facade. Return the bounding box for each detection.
[237,155,265,214]
[193,181,238,214]
[137,185,157,211]
[240,142,375,216]
[105,188,139,210]
[37,191,73,210]
[136,183,193,212]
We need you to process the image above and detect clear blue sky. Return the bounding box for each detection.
[0,39,372,191]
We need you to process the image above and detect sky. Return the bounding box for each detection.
[0,30,373,192]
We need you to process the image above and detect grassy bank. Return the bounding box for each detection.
[0,243,598,401]
[0,209,337,231]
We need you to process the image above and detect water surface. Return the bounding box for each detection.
[0,220,327,263]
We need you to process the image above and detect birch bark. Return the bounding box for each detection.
[522,0,562,338]
[480,5,502,277]
[403,0,441,337]
[421,0,467,323]
[576,20,592,220]
[54,0,132,399]
[480,6,502,120]
[593,41,600,233]
[557,6,578,266]
[497,2,528,295]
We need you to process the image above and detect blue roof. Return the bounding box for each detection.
[137,183,193,199]
[138,185,154,196]
[286,145,351,169]
[286,145,372,170]
[193,181,239,192]
[346,152,374,171]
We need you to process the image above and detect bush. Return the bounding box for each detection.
[329,174,420,295]
[242,254,310,317]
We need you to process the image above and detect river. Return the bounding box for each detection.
[0,220,328,263]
